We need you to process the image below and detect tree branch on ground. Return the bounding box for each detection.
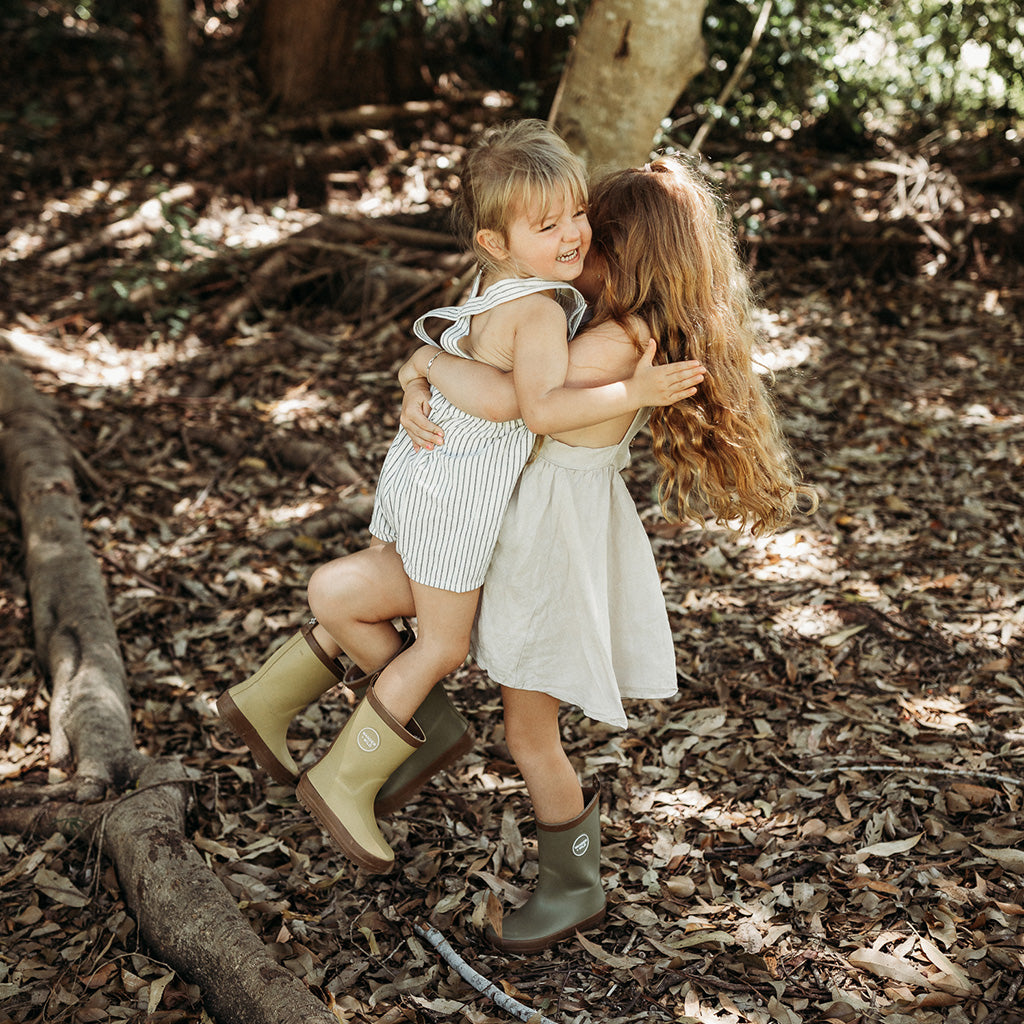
[0,361,341,1024]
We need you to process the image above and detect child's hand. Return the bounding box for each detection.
[630,339,705,407]
[401,380,445,451]
[398,345,439,390]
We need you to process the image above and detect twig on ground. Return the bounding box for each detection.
[349,257,474,340]
[769,753,1023,789]
[412,922,558,1024]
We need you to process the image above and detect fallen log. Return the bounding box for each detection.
[0,359,339,1024]
[0,360,138,795]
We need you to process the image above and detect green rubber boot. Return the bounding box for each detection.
[216,620,344,784]
[487,788,607,953]
[342,659,473,815]
[296,685,424,873]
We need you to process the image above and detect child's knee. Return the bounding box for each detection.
[413,633,469,678]
[306,565,329,616]
[436,637,470,677]
[505,719,549,765]
[307,562,351,619]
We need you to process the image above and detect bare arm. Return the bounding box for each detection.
[511,303,702,435]
[399,345,519,452]
[399,314,705,441]
[400,345,520,422]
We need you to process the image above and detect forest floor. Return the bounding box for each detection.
[1,9,1024,1024]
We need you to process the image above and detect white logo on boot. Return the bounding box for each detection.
[572,834,590,857]
[357,727,381,752]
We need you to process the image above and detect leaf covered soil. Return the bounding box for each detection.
[1,12,1023,1024]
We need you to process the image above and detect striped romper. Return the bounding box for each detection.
[369,275,587,593]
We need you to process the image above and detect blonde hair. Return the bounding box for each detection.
[455,119,589,275]
[586,157,816,535]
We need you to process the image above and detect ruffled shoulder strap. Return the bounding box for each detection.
[413,274,588,358]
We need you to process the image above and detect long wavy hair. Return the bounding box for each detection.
[586,157,816,535]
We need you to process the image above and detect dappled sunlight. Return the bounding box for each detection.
[2,178,320,266]
[1,324,201,386]
[771,603,849,643]
[211,203,320,251]
[902,384,1024,433]
[755,333,820,374]
[3,180,128,262]
[753,309,825,374]
[740,527,840,583]
[653,783,743,828]
[260,386,335,426]
[960,403,1024,430]
[898,693,975,734]
[253,496,332,529]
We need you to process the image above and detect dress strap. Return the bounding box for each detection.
[413,274,588,358]
[616,409,650,452]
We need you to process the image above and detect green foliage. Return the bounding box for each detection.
[361,0,1022,137]
[684,0,1024,142]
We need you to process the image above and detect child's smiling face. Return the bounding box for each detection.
[484,185,591,282]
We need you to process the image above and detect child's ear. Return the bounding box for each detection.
[476,228,507,261]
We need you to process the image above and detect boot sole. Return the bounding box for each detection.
[374,726,474,816]
[296,775,394,874]
[486,906,607,954]
[216,691,297,786]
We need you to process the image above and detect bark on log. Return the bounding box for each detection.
[104,759,338,1024]
[0,359,341,1024]
[0,761,337,1024]
[0,360,138,795]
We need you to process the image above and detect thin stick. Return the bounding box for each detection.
[350,256,475,341]
[412,922,558,1024]
[688,0,773,156]
[770,754,1023,789]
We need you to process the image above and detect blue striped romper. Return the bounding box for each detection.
[369,275,587,593]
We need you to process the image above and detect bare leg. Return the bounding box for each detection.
[502,687,584,823]
[371,580,480,727]
[306,539,415,671]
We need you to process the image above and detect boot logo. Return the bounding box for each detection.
[572,834,590,857]
[357,727,381,752]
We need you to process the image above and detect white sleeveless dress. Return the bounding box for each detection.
[369,275,587,593]
[472,410,678,728]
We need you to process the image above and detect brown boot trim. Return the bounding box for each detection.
[486,905,607,954]
[300,619,345,678]
[366,684,426,746]
[537,786,600,834]
[343,624,417,691]
[295,775,393,874]
[215,690,296,786]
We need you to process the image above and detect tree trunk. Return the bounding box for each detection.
[257,0,429,110]
[552,0,708,172]
[157,0,192,83]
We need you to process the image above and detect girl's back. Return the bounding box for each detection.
[551,317,648,449]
